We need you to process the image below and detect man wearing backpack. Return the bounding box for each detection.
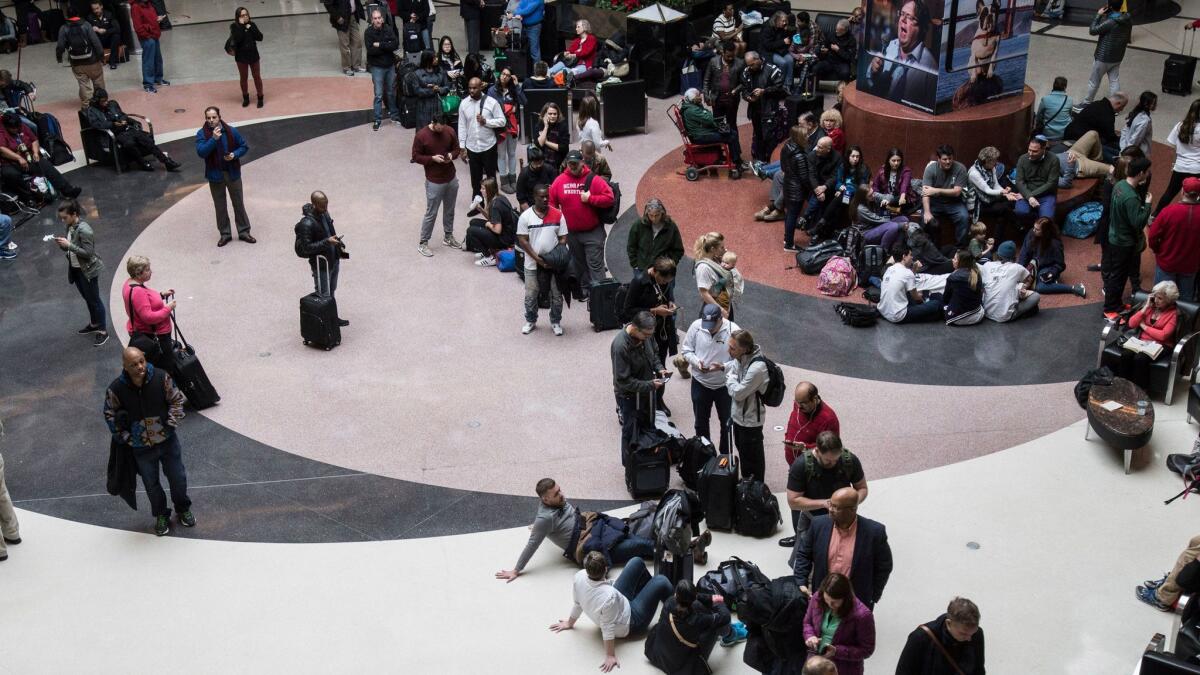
[549,150,615,293]
[55,16,105,107]
[781,431,868,549]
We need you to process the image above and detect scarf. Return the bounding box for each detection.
[201,122,237,175]
[972,159,997,190]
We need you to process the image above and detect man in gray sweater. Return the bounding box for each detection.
[495,479,656,582]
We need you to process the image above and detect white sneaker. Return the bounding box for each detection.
[417,243,433,257]
[475,255,496,267]
[443,235,462,249]
[522,322,536,334]
[552,323,564,336]
[474,251,485,259]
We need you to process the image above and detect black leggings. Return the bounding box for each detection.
[1155,170,1200,215]
[463,220,506,253]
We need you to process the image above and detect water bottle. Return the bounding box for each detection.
[1137,400,1148,416]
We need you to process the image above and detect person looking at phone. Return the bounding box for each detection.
[411,111,463,257]
[802,572,876,675]
[622,257,679,413]
[611,311,671,464]
[681,303,739,454]
[783,381,840,467]
[195,106,255,247]
[724,328,769,481]
[293,191,350,327]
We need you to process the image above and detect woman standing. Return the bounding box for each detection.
[438,36,463,86]
[1019,217,1087,296]
[464,177,517,265]
[228,7,264,108]
[780,125,813,252]
[532,102,569,170]
[122,254,177,371]
[1156,99,1200,214]
[626,198,684,274]
[693,232,732,319]
[576,95,612,152]
[1119,90,1156,158]
[725,329,769,482]
[412,50,449,129]
[53,200,108,347]
[487,67,525,193]
[802,573,876,675]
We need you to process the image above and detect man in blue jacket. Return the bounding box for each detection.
[510,0,544,63]
[195,106,255,247]
[793,486,892,609]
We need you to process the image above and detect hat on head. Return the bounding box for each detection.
[996,240,1017,260]
[1184,177,1200,194]
[565,149,584,163]
[701,303,722,330]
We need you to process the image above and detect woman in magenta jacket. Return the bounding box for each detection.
[122,254,177,369]
[802,572,876,675]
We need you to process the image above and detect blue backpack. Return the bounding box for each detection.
[1063,201,1103,238]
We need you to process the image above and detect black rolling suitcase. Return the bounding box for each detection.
[588,279,627,331]
[168,311,220,410]
[697,421,738,531]
[625,390,671,497]
[1164,29,1198,96]
[655,547,694,585]
[301,255,341,350]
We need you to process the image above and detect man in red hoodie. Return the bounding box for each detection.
[130,0,168,93]
[549,149,614,290]
[1149,176,1200,302]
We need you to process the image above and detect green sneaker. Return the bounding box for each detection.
[178,511,196,528]
[154,515,170,536]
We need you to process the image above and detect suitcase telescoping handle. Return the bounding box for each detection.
[316,254,332,298]
[169,308,191,351]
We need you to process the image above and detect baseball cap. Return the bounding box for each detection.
[564,149,584,164]
[1184,177,1200,194]
[701,303,722,330]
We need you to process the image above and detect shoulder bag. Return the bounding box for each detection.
[919,625,967,675]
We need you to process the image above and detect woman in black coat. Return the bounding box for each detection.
[228,7,264,108]
[645,580,737,675]
[781,124,813,251]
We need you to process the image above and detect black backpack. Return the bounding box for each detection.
[677,436,716,490]
[834,302,878,327]
[66,24,93,62]
[583,172,621,224]
[858,244,886,284]
[696,556,770,611]
[733,478,781,537]
[836,226,864,266]
[750,355,786,407]
[795,240,844,275]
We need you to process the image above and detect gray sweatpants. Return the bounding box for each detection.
[420,178,458,244]
[566,226,608,287]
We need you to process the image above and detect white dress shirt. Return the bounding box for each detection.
[457,94,506,153]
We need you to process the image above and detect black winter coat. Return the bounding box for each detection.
[759,24,791,56]
[644,597,732,675]
[780,140,813,204]
[896,614,986,675]
[228,21,263,64]
[324,0,365,29]
[294,203,343,263]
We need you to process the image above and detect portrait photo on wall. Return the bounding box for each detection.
[859,0,944,113]
[940,0,1034,112]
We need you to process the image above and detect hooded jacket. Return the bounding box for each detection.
[548,164,615,234]
[726,345,769,427]
[626,214,684,271]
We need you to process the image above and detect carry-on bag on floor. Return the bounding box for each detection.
[655,547,694,585]
[169,310,220,410]
[1164,28,1198,96]
[696,421,738,530]
[734,478,782,537]
[300,255,341,350]
[588,278,627,331]
[625,390,671,497]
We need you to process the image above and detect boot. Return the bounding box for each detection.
[242,93,250,108]
[257,94,264,109]
[690,529,712,565]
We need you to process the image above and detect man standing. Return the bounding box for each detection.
[0,419,20,562]
[681,303,738,454]
[325,0,366,76]
[85,1,122,70]
[458,77,506,201]
[1014,135,1062,228]
[103,346,194,537]
[896,598,985,674]
[365,8,400,130]
[294,191,350,327]
[782,382,840,467]
[195,106,255,247]
[460,0,485,56]
[55,16,105,107]
[1083,0,1131,103]
[612,311,670,462]
[1102,156,1153,317]
[517,185,567,335]
[793,487,892,609]
[740,51,786,164]
[412,112,463,257]
[703,42,743,127]
[579,140,612,181]
[549,150,615,291]
[1148,177,1200,302]
[510,0,545,63]
[130,0,168,93]
[782,431,867,549]
[920,145,970,245]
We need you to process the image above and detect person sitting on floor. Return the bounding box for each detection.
[943,250,985,326]
[811,144,869,239]
[981,240,1040,322]
[1108,280,1179,391]
[463,177,518,266]
[1018,217,1086,296]
[85,88,181,172]
[644,579,749,673]
[878,243,944,324]
[1136,533,1200,612]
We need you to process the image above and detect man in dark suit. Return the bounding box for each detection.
[792,486,892,608]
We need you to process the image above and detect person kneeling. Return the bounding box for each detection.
[551,551,674,673]
[645,580,749,673]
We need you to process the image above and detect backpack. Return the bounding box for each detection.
[696,556,770,611]
[803,449,854,483]
[1073,366,1114,409]
[624,500,658,541]
[652,489,698,558]
[733,478,781,537]
[795,240,844,275]
[834,302,879,327]
[750,355,786,407]
[583,172,621,224]
[496,248,518,272]
[65,23,93,63]
[836,226,864,264]
[32,112,73,166]
[1063,201,1103,239]
[677,436,716,490]
[738,576,810,663]
[816,256,856,297]
[858,244,887,284]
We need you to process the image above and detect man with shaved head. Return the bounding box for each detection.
[294,191,349,326]
[103,346,192,537]
[793,487,892,609]
[457,76,506,202]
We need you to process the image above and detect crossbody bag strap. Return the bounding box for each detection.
[668,613,699,649]
[919,625,966,675]
[124,283,146,327]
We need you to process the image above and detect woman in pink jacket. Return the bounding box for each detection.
[802,572,876,675]
[122,254,177,369]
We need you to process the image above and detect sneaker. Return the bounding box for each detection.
[672,354,690,379]
[1075,283,1087,298]
[753,206,770,221]
[1144,573,1169,591]
[474,251,486,259]
[751,161,766,180]
[1103,311,1120,320]
[92,332,109,347]
[372,120,381,131]
[522,321,536,334]
[475,255,496,267]
[343,68,354,77]
[783,243,798,252]
[417,243,433,257]
[443,235,462,249]
[721,622,749,647]
[3,536,20,545]
[0,250,14,261]
[154,515,170,536]
[778,535,796,548]
[157,80,170,86]
[1135,584,1172,611]
[762,209,784,222]
[144,85,158,94]
[354,67,368,73]
[78,324,101,334]
[552,323,563,336]
[178,511,196,527]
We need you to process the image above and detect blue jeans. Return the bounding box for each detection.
[1035,280,1075,295]
[370,65,399,122]
[899,293,943,323]
[613,557,674,634]
[761,160,781,176]
[525,22,542,63]
[1156,267,1198,302]
[609,535,654,566]
[929,200,970,245]
[548,62,587,77]
[68,266,106,328]
[769,53,793,92]
[132,434,191,518]
[690,378,731,453]
[0,213,10,248]
[140,37,163,88]
[1014,194,1056,223]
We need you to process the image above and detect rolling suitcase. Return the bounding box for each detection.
[1164,29,1198,96]
[300,255,341,350]
[168,311,220,410]
[588,278,627,331]
[655,547,694,585]
[625,390,671,498]
[697,420,738,530]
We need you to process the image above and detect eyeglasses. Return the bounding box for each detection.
[898,11,919,24]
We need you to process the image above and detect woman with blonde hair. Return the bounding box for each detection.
[693,232,732,319]
[122,254,177,370]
